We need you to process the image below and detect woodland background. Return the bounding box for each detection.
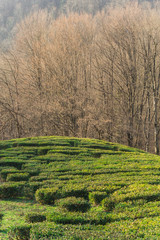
[0,0,160,154]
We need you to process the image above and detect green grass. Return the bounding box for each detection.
[0,136,160,239]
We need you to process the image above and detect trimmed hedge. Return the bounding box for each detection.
[7,173,30,182]
[111,184,160,203]
[23,168,40,177]
[0,159,25,169]
[34,153,72,163]
[35,187,59,205]
[29,175,48,182]
[0,168,19,181]
[47,211,111,225]
[47,212,87,225]
[57,197,91,212]
[61,185,89,200]
[25,213,46,223]
[0,182,25,199]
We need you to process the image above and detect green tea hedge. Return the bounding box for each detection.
[7,173,30,182]
[57,197,91,212]
[35,187,59,205]
[25,213,46,223]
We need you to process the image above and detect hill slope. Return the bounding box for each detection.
[0,136,160,239]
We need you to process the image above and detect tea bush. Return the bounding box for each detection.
[0,168,19,181]
[1,136,160,239]
[25,213,46,223]
[61,185,89,199]
[0,182,25,199]
[7,173,30,182]
[47,211,111,225]
[35,187,59,205]
[47,212,88,225]
[111,184,160,204]
[0,159,25,169]
[57,197,91,212]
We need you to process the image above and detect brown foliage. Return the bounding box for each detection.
[1,4,160,154]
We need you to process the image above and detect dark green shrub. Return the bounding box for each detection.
[48,149,84,155]
[35,187,59,205]
[25,213,46,223]
[47,212,87,225]
[0,159,25,169]
[8,224,31,240]
[102,197,115,212]
[24,168,40,176]
[47,211,111,225]
[69,140,80,147]
[111,184,160,204]
[35,153,72,163]
[78,152,93,157]
[61,185,89,199]
[57,197,91,212]
[0,182,25,199]
[37,147,50,155]
[7,173,30,182]
[89,191,108,205]
[29,176,46,182]
[83,144,118,151]
[10,146,37,155]
[22,161,41,171]
[87,184,120,193]
[0,168,19,181]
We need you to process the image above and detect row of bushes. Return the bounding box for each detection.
[8,221,108,240]
[0,179,120,203]
[0,159,26,170]
[8,209,110,239]
[3,174,154,204]
[57,197,91,212]
[35,185,90,205]
[47,211,111,225]
[35,187,111,209]
[2,167,158,186]
[7,173,30,182]
[0,182,42,199]
[1,170,39,182]
[0,158,41,172]
[111,184,160,204]
[34,184,160,212]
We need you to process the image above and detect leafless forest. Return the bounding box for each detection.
[1,2,160,154]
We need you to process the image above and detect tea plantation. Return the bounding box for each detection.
[0,136,160,239]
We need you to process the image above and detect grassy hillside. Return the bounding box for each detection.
[0,136,160,239]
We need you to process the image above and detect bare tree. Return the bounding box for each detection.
[0,51,25,139]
